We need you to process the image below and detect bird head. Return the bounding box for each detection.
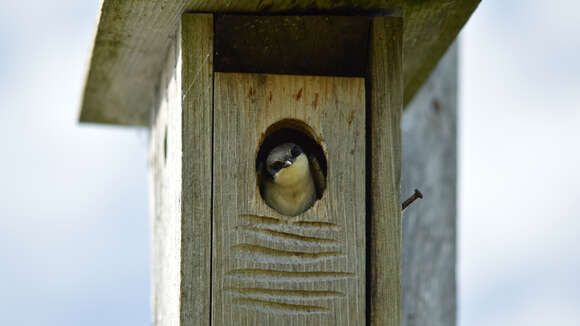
[265,143,308,185]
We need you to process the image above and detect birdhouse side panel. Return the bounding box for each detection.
[149,27,184,326]
[150,13,214,326]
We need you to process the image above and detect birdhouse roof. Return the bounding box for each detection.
[79,0,479,126]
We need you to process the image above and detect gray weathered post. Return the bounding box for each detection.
[402,42,458,326]
[79,2,478,325]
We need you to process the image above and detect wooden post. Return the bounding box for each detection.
[401,42,458,326]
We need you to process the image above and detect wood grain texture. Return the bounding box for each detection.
[150,14,213,326]
[401,42,457,326]
[149,25,183,326]
[78,0,480,126]
[212,73,366,325]
[180,14,213,326]
[368,16,403,326]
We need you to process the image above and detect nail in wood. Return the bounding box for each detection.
[402,189,423,211]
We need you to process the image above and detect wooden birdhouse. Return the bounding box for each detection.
[80,2,478,325]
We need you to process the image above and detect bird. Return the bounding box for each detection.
[259,142,325,217]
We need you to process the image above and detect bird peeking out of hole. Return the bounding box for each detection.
[259,142,325,216]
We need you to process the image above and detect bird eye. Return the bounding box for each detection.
[271,161,284,171]
[290,146,301,157]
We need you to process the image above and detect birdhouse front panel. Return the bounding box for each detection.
[212,73,366,325]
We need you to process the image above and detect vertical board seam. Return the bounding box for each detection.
[364,15,373,326]
[209,13,216,326]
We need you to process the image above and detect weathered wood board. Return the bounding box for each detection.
[368,15,403,326]
[180,14,213,326]
[149,27,183,326]
[79,0,480,126]
[149,14,213,326]
[401,41,458,326]
[212,73,366,325]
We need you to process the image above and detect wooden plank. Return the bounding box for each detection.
[368,16,403,326]
[180,14,213,326]
[150,14,213,326]
[149,23,184,326]
[78,0,480,126]
[212,73,366,325]
[401,41,458,326]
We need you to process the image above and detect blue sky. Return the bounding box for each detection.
[1,1,579,325]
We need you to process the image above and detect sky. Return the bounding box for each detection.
[0,1,150,324]
[459,1,580,325]
[0,1,579,325]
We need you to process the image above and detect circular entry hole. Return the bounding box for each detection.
[256,119,327,217]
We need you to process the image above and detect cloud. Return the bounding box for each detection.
[459,1,580,325]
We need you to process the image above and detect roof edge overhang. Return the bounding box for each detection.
[79,0,480,126]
